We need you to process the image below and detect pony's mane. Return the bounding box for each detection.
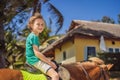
[62,61,97,71]
[62,57,104,71]
[88,57,104,65]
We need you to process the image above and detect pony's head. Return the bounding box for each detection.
[97,64,113,80]
[88,57,113,80]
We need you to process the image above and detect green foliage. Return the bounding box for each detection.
[118,14,120,24]
[39,27,51,43]
[98,53,120,71]
[4,30,25,68]
[94,16,115,24]
[101,16,115,24]
[94,15,120,24]
[22,28,31,37]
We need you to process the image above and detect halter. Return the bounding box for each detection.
[79,62,109,80]
[79,62,92,80]
[97,65,109,80]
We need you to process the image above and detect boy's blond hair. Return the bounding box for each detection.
[28,13,44,31]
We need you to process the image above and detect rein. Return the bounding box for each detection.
[79,62,109,80]
[79,63,92,80]
[97,66,109,80]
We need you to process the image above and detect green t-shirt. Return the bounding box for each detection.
[26,32,40,65]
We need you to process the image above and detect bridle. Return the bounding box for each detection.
[79,62,109,80]
[79,63,92,80]
[97,65,109,80]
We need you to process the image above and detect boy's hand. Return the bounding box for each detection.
[50,62,57,69]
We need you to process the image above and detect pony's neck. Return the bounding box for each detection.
[88,66,101,79]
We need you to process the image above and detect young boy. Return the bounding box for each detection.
[26,13,59,80]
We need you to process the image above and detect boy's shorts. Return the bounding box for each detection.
[33,61,52,74]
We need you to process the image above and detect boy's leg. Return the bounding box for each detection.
[33,61,59,80]
[33,61,51,74]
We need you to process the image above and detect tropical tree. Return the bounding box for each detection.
[0,0,64,68]
[101,16,115,24]
[118,14,120,24]
[94,15,120,24]
[93,16,115,24]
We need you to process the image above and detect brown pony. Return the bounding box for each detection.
[0,69,23,80]
[58,57,113,80]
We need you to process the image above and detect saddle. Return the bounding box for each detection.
[58,65,70,80]
[24,62,39,73]
[24,63,51,80]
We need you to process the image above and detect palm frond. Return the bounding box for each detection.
[46,3,64,34]
[43,0,50,4]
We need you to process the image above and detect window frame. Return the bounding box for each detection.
[84,46,96,60]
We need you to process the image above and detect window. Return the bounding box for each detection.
[63,51,66,60]
[108,48,120,53]
[85,46,96,60]
[115,48,119,53]
[109,48,113,53]
[87,47,96,57]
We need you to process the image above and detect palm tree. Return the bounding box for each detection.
[0,0,64,68]
[0,26,6,68]
[118,14,120,24]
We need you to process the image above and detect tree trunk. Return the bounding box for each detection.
[0,23,6,68]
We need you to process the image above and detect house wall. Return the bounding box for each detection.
[54,40,76,63]
[54,48,62,63]
[54,36,120,63]
[74,37,99,61]
[105,40,120,49]
[74,36,120,61]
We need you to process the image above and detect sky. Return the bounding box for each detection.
[42,0,120,35]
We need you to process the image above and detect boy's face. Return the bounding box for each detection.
[32,18,45,34]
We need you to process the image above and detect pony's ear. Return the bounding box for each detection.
[100,64,113,70]
[106,64,113,70]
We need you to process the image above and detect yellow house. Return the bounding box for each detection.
[42,20,120,63]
